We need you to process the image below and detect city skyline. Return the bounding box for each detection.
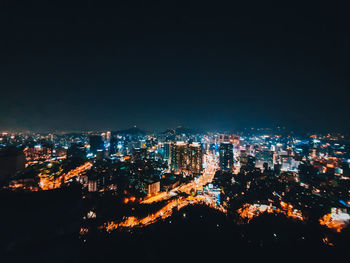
[1,125,349,135]
[1,1,349,261]
[1,124,350,261]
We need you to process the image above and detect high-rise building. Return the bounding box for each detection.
[109,136,118,154]
[67,142,86,159]
[89,135,104,154]
[170,141,203,175]
[219,142,233,171]
[189,142,202,174]
[163,142,172,164]
[106,131,111,143]
[171,141,188,172]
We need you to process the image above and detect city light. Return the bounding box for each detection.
[1,2,349,259]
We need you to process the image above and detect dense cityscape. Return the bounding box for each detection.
[1,126,349,260]
[2,1,350,262]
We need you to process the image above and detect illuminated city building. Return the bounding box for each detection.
[109,135,119,154]
[255,151,275,170]
[203,183,221,205]
[88,179,97,192]
[140,140,146,149]
[219,142,233,171]
[148,181,160,196]
[132,148,147,161]
[216,134,239,144]
[163,142,172,166]
[280,155,300,171]
[23,144,52,164]
[67,142,86,159]
[89,135,104,154]
[170,141,202,174]
[106,131,111,142]
[189,142,202,175]
[171,141,188,172]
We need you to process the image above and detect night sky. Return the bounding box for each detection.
[1,1,349,132]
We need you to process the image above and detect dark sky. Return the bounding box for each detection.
[0,0,349,132]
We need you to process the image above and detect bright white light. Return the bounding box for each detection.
[331,211,350,222]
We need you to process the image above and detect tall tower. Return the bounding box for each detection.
[89,135,104,154]
[106,131,111,143]
[171,141,188,172]
[219,142,233,171]
[189,142,202,175]
[163,142,172,167]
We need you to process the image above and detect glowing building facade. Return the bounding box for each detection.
[219,142,233,171]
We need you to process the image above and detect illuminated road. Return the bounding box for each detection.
[101,153,306,232]
[105,194,225,231]
[237,202,304,223]
[104,153,223,231]
[94,153,342,235]
[39,161,92,190]
[319,211,350,232]
[142,153,218,204]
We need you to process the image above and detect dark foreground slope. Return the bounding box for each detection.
[1,197,348,263]
[0,186,82,262]
[82,205,346,263]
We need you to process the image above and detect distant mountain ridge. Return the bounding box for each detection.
[112,127,147,135]
[112,126,206,136]
[161,126,205,135]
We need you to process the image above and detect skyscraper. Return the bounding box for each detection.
[67,142,86,159]
[219,142,233,171]
[171,141,188,173]
[170,141,203,175]
[109,136,118,154]
[106,131,111,143]
[163,142,172,167]
[189,142,202,175]
[89,135,104,154]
